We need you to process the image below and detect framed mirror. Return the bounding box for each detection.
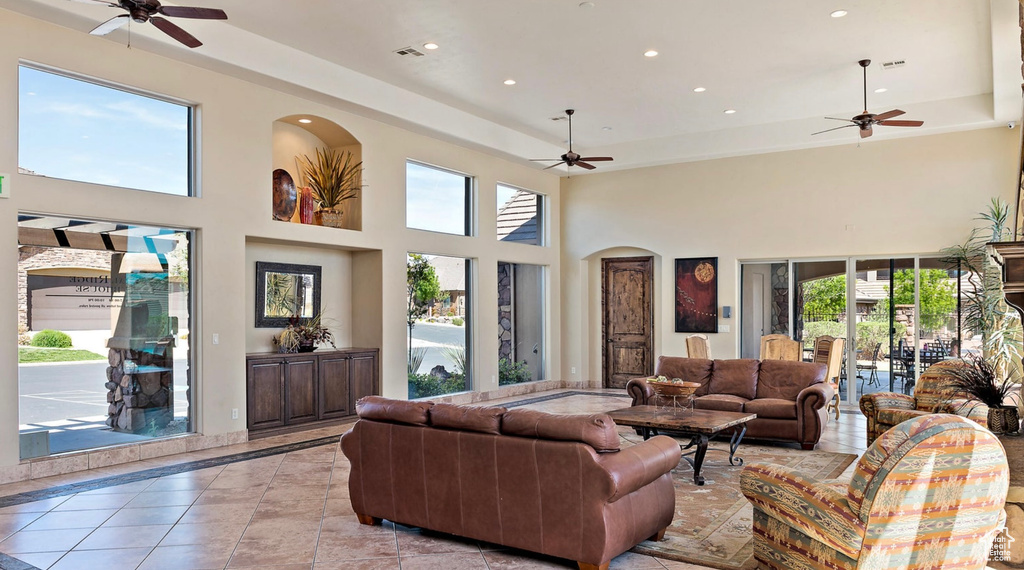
[255,261,322,328]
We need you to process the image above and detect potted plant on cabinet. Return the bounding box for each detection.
[274,311,335,353]
[944,355,1019,434]
[298,148,363,228]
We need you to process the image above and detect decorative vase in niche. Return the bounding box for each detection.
[272,169,297,221]
[988,406,1020,434]
[296,341,316,353]
[315,208,344,228]
[299,187,315,224]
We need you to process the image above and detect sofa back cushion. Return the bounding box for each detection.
[430,403,506,435]
[708,359,760,400]
[501,408,620,452]
[755,360,826,400]
[654,357,713,396]
[913,360,965,412]
[356,396,432,426]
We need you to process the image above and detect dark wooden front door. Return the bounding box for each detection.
[602,256,654,388]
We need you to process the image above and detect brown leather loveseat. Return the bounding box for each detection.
[626,357,831,449]
[340,396,682,570]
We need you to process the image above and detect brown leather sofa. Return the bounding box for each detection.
[626,357,831,449]
[340,396,682,570]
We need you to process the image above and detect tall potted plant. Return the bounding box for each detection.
[298,148,362,228]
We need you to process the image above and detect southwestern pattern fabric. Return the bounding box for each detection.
[859,360,988,443]
[741,414,1008,569]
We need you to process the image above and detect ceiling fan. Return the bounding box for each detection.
[70,0,227,48]
[531,109,613,170]
[812,59,923,139]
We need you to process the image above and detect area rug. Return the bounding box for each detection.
[623,430,857,569]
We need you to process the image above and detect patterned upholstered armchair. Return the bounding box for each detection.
[859,359,988,443]
[741,414,1008,570]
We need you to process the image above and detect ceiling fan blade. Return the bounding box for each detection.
[860,125,873,139]
[871,109,905,122]
[69,0,116,4]
[542,163,564,170]
[811,124,857,136]
[574,161,597,170]
[578,157,613,162]
[529,158,561,162]
[158,6,228,19]
[824,117,856,123]
[878,120,924,127]
[89,14,129,36]
[150,16,202,48]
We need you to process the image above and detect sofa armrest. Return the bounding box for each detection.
[796,383,832,411]
[597,435,681,503]
[942,398,990,427]
[859,392,915,418]
[625,377,655,406]
[740,463,865,559]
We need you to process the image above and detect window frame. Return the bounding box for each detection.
[18,61,198,197]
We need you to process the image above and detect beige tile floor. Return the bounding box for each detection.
[0,390,868,570]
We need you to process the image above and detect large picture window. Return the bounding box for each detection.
[18,64,194,196]
[498,262,544,384]
[406,161,472,235]
[497,184,543,245]
[407,253,471,398]
[17,214,193,457]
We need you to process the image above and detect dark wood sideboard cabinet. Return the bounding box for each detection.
[245,348,379,438]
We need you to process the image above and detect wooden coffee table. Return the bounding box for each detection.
[607,405,756,486]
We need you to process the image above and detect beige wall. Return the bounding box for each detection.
[0,9,560,468]
[560,127,1020,386]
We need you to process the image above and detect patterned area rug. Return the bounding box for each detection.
[624,430,857,569]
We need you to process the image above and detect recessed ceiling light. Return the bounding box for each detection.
[724,109,736,114]
[423,42,439,50]
[830,9,848,18]
[693,87,706,93]
[644,50,659,58]
[579,1,595,7]
[874,87,887,93]
[503,79,516,85]
[602,126,613,131]
[298,118,312,124]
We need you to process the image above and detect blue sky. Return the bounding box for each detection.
[406,162,467,234]
[18,66,190,196]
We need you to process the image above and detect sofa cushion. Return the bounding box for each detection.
[708,359,760,400]
[756,360,826,401]
[654,357,713,396]
[430,403,506,435]
[694,394,748,413]
[876,408,931,426]
[501,408,620,452]
[744,398,798,420]
[356,396,432,426]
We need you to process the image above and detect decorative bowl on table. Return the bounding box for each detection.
[646,377,701,398]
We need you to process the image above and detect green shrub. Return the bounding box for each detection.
[31,329,72,348]
[801,321,846,347]
[499,358,532,385]
[800,320,908,355]
[408,373,466,399]
[452,317,464,327]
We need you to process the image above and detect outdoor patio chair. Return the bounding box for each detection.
[685,334,711,359]
[856,343,881,391]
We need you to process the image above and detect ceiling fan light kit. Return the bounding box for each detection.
[76,0,227,48]
[529,109,614,171]
[811,59,923,139]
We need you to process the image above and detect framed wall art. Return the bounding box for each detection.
[675,257,718,333]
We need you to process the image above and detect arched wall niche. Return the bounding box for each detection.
[271,115,363,231]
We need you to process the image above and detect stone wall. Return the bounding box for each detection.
[498,262,512,359]
[770,263,789,335]
[18,246,113,329]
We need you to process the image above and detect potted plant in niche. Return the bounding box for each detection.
[944,355,1019,434]
[273,311,336,353]
[298,148,363,228]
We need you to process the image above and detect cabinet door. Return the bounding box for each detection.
[246,359,285,430]
[318,355,351,420]
[349,352,379,410]
[284,356,318,425]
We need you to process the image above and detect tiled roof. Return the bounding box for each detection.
[497,190,539,244]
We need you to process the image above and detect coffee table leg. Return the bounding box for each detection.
[691,434,709,486]
[727,426,747,466]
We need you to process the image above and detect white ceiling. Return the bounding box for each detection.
[4,0,1023,173]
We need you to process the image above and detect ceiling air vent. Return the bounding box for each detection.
[881,60,906,71]
[395,46,425,57]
